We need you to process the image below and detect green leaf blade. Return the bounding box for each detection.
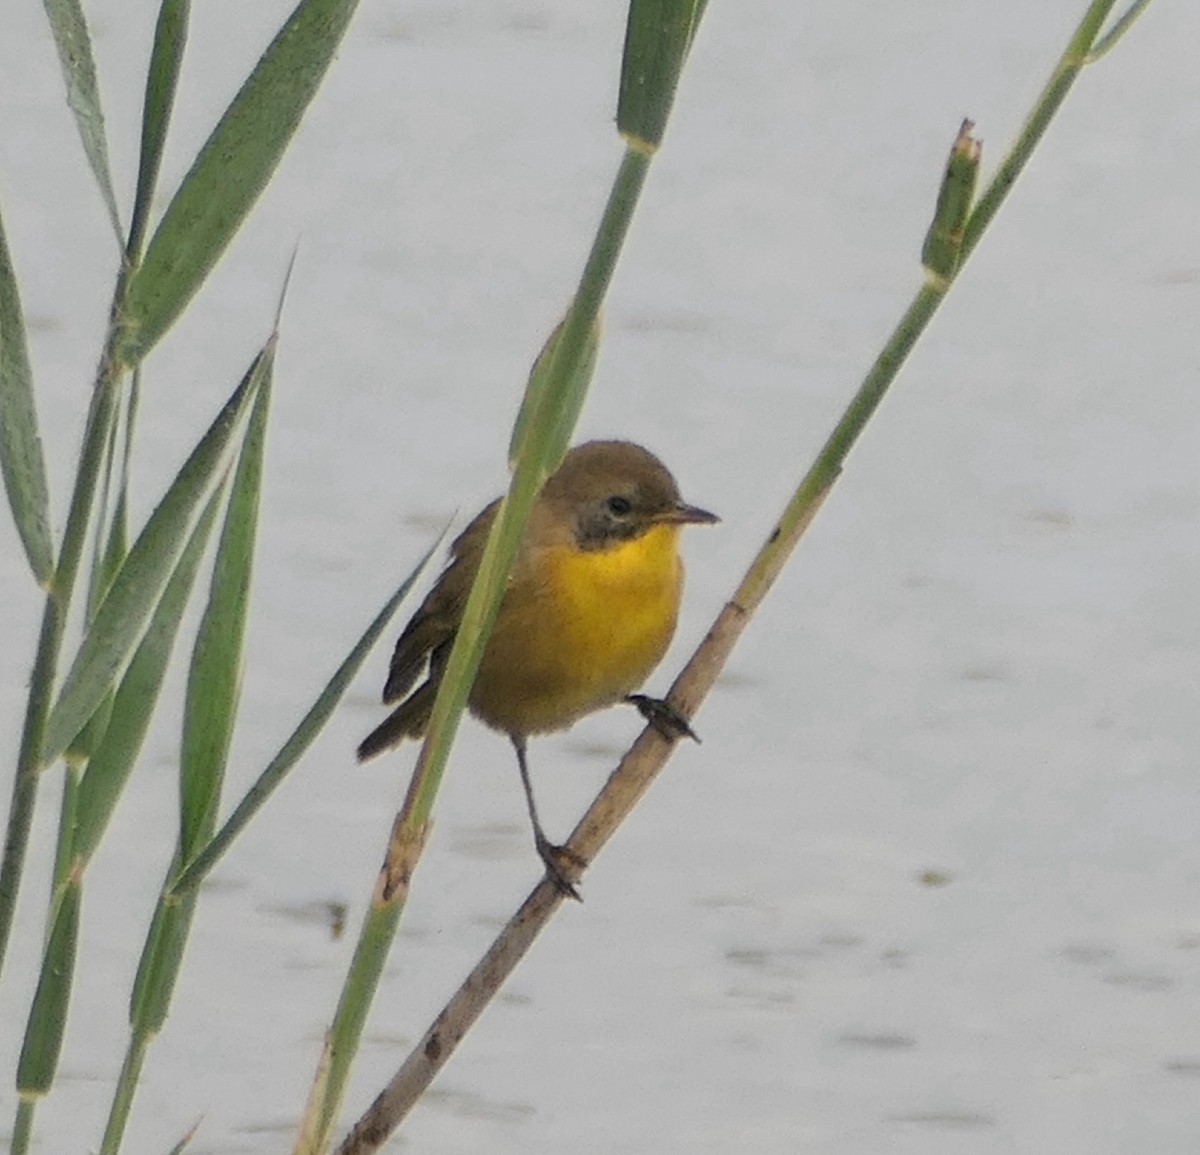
[42,0,123,244]
[74,484,225,867]
[0,201,54,584]
[508,313,598,476]
[510,311,601,480]
[128,0,192,261]
[120,0,361,362]
[179,360,272,858]
[42,351,264,766]
[170,525,446,895]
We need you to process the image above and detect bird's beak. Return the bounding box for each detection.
[661,502,719,526]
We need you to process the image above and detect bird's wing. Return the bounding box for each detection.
[382,498,500,704]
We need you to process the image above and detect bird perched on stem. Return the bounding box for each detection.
[358,440,717,897]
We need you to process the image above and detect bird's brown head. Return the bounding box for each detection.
[540,440,718,551]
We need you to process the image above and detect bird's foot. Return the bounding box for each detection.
[535,834,587,902]
[625,694,700,743]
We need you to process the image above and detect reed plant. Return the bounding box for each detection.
[0,1,1152,1153]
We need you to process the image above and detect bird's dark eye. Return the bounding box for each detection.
[605,495,633,517]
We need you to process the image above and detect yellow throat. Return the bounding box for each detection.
[470,523,684,736]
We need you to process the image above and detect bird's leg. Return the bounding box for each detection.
[625,694,700,743]
[511,735,586,901]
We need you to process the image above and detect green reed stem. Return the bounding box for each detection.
[331,4,1150,1149]
[293,139,655,1155]
[11,1097,34,1155]
[98,1032,149,1155]
[961,0,1125,263]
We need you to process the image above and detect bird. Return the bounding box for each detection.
[358,439,717,896]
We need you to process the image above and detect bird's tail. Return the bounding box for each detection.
[356,681,436,762]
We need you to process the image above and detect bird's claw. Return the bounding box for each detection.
[625,694,700,743]
[535,835,586,902]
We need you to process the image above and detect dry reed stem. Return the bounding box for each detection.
[335,484,833,1154]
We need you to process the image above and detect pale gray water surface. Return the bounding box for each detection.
[2,2,1199,1152]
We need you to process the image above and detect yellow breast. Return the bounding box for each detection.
[470,524,684,736]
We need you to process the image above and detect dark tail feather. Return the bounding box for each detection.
[357,682,437,762]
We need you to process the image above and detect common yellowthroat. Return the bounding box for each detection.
[358,440,717,895]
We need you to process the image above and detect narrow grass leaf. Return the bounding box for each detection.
[0,200,54,584]
[170,526,446,895]
[95,368,141,602]
[74,486,225,866]
[508,313,598,476]
[104,476,131,580]
[69,377,142,765]
[120,0,360,363]
[42,349,265,766]
[42,0,123,244]
[179,365,271,859]
[63,691,115,768]
[508,316,566,471]
[617,0,708,150]
[16,878,81,1094]
[1088,0,1153,61]
[509,310,600,479]
[164,1120,201,1155]
[92,477,133,619]
[85,401,124,614]
[128,0,192,260]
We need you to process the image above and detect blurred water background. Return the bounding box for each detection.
[1,2,1198,1152]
